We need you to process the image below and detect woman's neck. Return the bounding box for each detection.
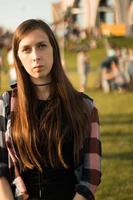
[32,77,52,100]
[35,84,51,100]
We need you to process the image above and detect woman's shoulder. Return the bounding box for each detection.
[0,91,12,114]
[0,91,11,103]
[79,92,94,112]
[79,92,93,104]
[1,83,17,99]
[80,92,93,102]
[0,91,11,130]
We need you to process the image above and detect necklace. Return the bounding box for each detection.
[33,81,52,86]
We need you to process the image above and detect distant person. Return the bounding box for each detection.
[100,41,116,92]
[127,48,133,87]
[0,19,102,200]
[100,58,114,93]
[7,48,16,85]
[77,50,90,92]
[0,45,3,89]
[101,56,127,93]
[0,48,2,69]
[0,47,2,68]
[110,57,128,92]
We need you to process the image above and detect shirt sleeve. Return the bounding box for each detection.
[0,92,10,179]
[75,101,102,200]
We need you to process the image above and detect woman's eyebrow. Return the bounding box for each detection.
[19,44,30,50]
[36,40,48,45]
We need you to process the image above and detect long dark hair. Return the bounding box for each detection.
[12,19,91,171]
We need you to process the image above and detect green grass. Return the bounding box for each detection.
[1,45,133,200]
[90,91,133,200]
[108,36,133,48]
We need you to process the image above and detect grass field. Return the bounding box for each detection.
[0,46,133,200]
[68,68,133,200]
[91,91,133,200]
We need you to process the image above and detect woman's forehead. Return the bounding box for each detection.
[18,29,50,47]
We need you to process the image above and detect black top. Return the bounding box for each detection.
[21,99,77,200]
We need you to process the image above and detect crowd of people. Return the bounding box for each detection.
[100,46,133,93]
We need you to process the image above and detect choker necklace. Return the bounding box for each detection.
[33,81,52,86]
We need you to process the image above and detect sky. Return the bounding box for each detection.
[0,0,60,31]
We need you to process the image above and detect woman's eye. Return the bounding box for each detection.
[22,48,31,53]
[38,44,47,49]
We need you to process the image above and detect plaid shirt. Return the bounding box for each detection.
[0,90,101,200]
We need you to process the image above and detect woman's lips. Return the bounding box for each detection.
[32,65,44,71]
[34,65,43,68]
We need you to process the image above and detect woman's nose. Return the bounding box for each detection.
[32,49,40,61]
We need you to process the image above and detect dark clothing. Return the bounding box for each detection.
[21,99,76,200]
[22,168,76,200]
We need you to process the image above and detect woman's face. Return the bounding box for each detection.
[18,29,53,84]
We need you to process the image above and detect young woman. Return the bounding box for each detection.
[0,19,101,200]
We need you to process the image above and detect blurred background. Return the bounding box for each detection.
[0,0,133,199]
